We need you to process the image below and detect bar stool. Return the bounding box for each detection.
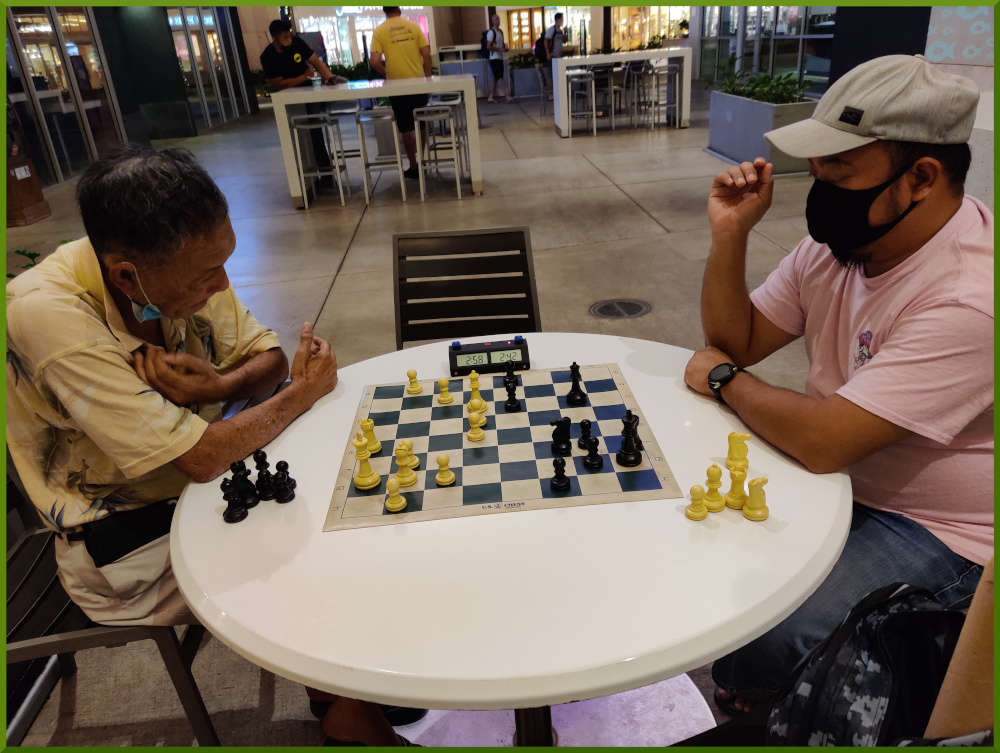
[566,68,596,137]
[413,104,462,201]
[623,61,654,129]
[428,91,469,178]
[355,107,406,204]
[590,63,624,131]
[651,61,682,129]
[290,113,350,208]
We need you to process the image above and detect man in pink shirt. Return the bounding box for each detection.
[684,54,991,713]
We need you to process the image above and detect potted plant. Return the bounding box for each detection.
[508,51,540,98]
[707,67,816,173]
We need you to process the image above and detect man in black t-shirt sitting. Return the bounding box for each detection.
[261,20,347,189]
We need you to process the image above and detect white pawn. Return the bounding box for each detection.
[406,369,422,394]
[467,410,486,441]
[685,484,708,521]
[384,476,406,513]
[398,439,420,470]
[394,446,418,487]
[437,378,454,405]
[435,454,456,486]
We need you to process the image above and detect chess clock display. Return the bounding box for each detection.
[449,336,530,376]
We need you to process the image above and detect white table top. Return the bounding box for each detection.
[172,332,852,710]
[270,74,477,106]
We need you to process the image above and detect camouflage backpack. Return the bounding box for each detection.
[766,583,966,746]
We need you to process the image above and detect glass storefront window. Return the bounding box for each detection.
[806,7,836,35]
[611,6,691,50]
[296,7,429,69]
[703,6,719,38]
[7,27,58,185]
[775,6,802,36]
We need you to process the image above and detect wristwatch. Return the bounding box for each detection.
[707,362,741,405]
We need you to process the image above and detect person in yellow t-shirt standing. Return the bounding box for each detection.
[369,6,433,180]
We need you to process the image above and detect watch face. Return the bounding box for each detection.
[708,363,735,384]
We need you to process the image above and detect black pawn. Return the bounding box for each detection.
[550,456,571,492]
[221,478,248,524]
[274,460,296,503]
[550,416,572,456]
[616,430,643,467]
[275,460,296,490]
[565,361,588,407]
[577,419,593,450]
[583,436,604,471]
[237,469,260,508]
[504,362,517,386]
[230,460,247,477]
[504,381,521,412]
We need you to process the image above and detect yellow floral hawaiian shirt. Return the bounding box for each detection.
[6,238,281,532]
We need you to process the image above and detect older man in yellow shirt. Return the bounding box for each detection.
[6,146,417,745]
[370,5,432,179]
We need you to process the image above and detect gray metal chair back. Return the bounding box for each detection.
[393,227,541,349]
[5,471,219,746]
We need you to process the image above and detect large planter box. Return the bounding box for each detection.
[708,90,816,173]
[511,67,540,98]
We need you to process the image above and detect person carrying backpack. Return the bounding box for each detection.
[485,14,511,103]
[535,12,565,99]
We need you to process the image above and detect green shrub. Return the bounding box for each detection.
[718,70,806,104]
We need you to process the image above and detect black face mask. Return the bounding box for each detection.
[806,163,920,267]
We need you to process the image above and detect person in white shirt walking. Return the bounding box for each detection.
[486,14,512,103]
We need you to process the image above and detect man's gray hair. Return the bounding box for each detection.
[76,144,229,265]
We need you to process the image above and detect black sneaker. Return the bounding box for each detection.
[403,167,419,180]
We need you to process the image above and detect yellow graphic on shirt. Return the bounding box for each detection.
[293,52,302,63]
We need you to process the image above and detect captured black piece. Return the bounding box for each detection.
[221,478,248,524]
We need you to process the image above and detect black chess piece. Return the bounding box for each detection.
[273,460,296,503]
[236,468,259,508]
[577,418,593,450]
[583,436,604,471]
[275,461,296,490]
[253,450,275,501]
[230,460,247,477]
[550,456,571,491]
[504,381,521,412]
[221,478,248,524]
[550,416,572,456]
[504,362,517,387]
[616,428,643,467]
[565,361,588,407]
[623,410,644,451]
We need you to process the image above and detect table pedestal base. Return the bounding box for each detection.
[514,706,554,746]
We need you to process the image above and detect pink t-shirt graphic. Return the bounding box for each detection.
[750,196,994,565]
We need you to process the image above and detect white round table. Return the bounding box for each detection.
[172,333,852,742]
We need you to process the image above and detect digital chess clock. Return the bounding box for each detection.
[449,336,530,376]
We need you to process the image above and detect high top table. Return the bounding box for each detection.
[553,47,693,136]
[172,332,852,745]
[270,75,482,207]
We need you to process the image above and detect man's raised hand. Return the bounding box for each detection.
[707,157,775,238]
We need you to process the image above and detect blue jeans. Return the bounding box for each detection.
[712,503,984,694]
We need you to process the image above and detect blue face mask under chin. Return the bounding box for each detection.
[128,264,162,322]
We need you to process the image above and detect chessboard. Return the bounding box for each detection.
[324,363,682,531]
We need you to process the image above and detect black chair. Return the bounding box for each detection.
[5,459,219,745]
[393,227,541,349]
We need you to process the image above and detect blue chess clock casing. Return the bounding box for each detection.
[449,336,530,376]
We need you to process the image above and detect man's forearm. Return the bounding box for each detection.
[720,371,831,474]
[702,231,754,359]
[370,56,386,76]
[312,57,334,80]
[221,348,288,402]
[176,381,312,482]
[273,74,307,90]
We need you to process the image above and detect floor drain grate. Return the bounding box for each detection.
[589,299,652,319]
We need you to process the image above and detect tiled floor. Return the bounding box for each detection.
[8,83,811,745]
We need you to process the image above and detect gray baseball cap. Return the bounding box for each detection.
[765,54,980,159]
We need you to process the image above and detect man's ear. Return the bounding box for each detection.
[909,157,944,201]
[104,257,141,300]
